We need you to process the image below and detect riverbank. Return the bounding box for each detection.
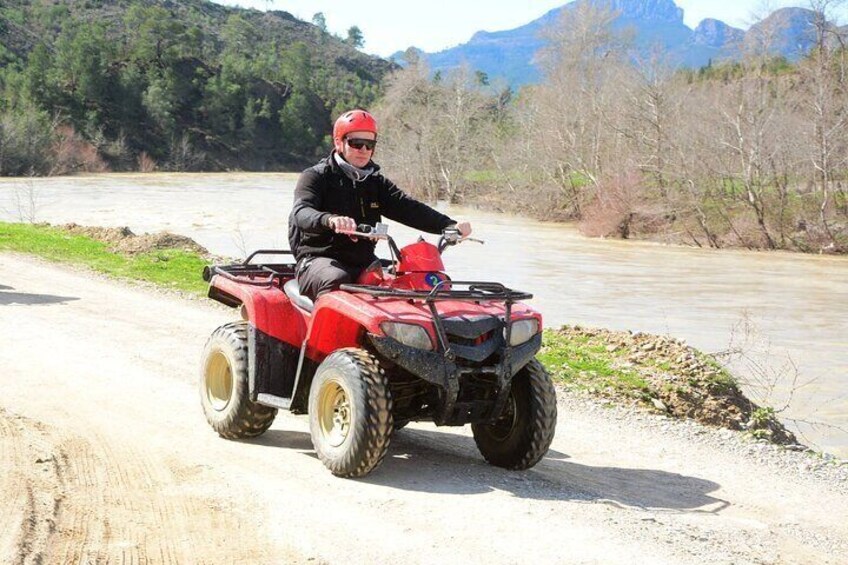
[2,220,826,455]
[3,170,846,256]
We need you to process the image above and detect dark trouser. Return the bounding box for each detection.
[296,256,365,300]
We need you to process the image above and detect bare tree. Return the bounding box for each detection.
[798,0,848,250]
[515,2,631,220]
[376,63,496,204]
[429,66,494,203]
[9,177,42,223]
[373,62,441,201]
[616,47,687,232]
[707,7,802,249]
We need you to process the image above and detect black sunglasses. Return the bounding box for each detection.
[346,138,377,151]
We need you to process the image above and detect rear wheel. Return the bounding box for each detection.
[199,322,277,439]
[472,359,557,470]
[309,348,393,478]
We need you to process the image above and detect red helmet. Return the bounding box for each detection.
[333,109,378,142]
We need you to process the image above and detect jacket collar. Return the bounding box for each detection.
[325,150,381,175]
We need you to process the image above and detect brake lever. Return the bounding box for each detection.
[342,222,389,240]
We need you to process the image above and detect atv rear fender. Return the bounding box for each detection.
[207,273,307,346]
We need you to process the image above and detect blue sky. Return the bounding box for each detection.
[212,1,848,57]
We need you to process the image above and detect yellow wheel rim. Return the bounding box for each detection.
[206,350,233,412]
[317,380,351,448]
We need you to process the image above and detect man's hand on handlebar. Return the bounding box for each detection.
[328,215,357,233]
[328,215,359,240]
[440,222,482,251]
[454,221,472,237]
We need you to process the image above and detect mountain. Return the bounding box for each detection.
[392,0,829,87]
[743,7,821,58]
[692,19,744,49]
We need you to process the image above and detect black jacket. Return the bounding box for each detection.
[288,153,455,267]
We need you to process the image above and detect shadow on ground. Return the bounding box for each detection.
[0,286,80,306]
[245,425,727,512]
[247,429,314,452]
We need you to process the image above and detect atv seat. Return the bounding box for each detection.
[284,279,314,312]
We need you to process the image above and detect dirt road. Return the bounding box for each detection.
[2,252,846,564]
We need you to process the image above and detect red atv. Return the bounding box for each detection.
[199,224,557,477]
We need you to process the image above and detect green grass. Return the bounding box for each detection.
[464,169,500,183]
[0,222,208,294]
[538,329,651,397]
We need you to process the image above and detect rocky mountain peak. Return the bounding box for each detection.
[598,0,684,24]
[693,18,745,48]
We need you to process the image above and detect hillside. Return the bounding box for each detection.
[0,0,396,174]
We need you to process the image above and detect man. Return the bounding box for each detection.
[288,109,472,299]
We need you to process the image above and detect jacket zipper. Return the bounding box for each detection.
[357,181,366,218]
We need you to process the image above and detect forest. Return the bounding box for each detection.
[1,0,846,253]
[0,0,389,173]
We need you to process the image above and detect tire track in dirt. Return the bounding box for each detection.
[1,408,272,564]
[0,408,64,565]
[49,432,270,564]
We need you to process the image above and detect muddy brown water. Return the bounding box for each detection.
[2,172,846,457]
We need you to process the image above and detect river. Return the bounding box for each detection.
[2,173,846,457]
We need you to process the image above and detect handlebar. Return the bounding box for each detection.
[337,223,391,240]
[340,223,483,256]
[438,228,484,253]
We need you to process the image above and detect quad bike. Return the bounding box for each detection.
[199,224,557,478]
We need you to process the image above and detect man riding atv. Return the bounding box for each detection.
[288,108,472,299]
[198,110,556,479]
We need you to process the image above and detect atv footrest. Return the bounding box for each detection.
[257,393,292,411]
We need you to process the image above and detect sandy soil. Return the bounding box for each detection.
[1,251,846,564]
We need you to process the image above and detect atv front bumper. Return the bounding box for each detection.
[368,332,542,426]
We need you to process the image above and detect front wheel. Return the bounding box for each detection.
[472,359,557,470]
[199,322,277,439]
[309,348,394,478]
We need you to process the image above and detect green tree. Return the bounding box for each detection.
[142,75,177,134]
[278,88,321,157]
[222,14,259,60]
[312,12,327,33]
[124,5,189,68]
[346,26,364,49]
[22,43,53,108]
[279,42,313,86]
[50,23,112,125]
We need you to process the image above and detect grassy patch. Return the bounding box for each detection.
[0,222,208,294]
[539,329,651,398]
[539,325,798,445]
[464,169,500,183]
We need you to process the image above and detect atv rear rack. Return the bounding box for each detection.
[202,250,296,287]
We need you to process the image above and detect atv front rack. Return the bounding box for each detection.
[341,280,533,359]
[339,280,532,303]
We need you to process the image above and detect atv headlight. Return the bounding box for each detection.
[380,322,434,351]
[507,319,539,346]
